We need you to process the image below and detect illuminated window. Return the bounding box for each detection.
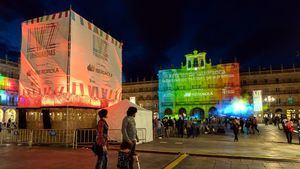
[287,98,294,104]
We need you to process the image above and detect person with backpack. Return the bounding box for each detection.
[285,119,294,144]
[95,109,109,169]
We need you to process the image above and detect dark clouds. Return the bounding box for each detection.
[0,0,300,80]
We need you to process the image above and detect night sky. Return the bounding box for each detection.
[1,0,300,81]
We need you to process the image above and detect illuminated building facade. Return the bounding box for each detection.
[18,10,122,129]
[158,50,240,119]
[122,79,159,117]
[0,58,19,124]
[241,66,300,120]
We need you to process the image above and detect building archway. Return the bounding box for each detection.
[164,108,173,116]
[0,109,3,122]
[178,108,187,117]
[190,107,205,120]
[4,109,16,123]
[208,107,217,117]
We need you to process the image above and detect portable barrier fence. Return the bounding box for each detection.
[0,129,75,147]
[0,128,147,149]
[73,128,147,149]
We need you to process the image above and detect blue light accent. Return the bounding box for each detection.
[217,97,254,118]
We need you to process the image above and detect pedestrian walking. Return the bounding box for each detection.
[240,118,244,134]
[95,109,109,169]
[297,120,300,145]
[177,117,184,138]
[157,119,164,138]
[284,119,294,144]
[121,107,139,169]
[232,118,239,142]
[245,118,251,135]
[252,117,260,134]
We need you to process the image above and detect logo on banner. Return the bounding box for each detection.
[93,35,108,61]
[27,23,59,59]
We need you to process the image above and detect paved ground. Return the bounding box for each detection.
[175,156,300,169]
[0,125,299,169]
[0,145,177,169]
[137,124,300,161]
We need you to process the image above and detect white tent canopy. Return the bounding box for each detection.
[104,99,153,143]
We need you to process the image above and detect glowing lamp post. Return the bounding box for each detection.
[264,96,275,115]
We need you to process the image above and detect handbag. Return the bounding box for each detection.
[92,142,103,156]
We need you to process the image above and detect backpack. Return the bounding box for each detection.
[117,151,130,169]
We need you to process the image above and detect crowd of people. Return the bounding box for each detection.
[153,115,300,144]
[153,116,261,140]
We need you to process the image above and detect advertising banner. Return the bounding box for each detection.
[19,10,122,108]
[69,11,122,107]
[253,90,263,112]
[19,11,70,108]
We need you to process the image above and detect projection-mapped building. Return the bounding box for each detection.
[158,50,240,119]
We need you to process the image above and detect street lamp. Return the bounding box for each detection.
[264,96,275,117]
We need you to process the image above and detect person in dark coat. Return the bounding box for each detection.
[232,118,239,142]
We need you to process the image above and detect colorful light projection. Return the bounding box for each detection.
[216,97,253,118]
[158,50,241,118]
[0,74,18,91]
[19,10,122,108]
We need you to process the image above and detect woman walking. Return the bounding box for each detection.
[95,109,109,169]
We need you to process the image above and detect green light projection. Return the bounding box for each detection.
[158,50,241,119]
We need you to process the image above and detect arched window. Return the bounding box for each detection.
[194,58,198,67]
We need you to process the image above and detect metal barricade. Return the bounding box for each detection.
[73,128,147,149]
[31,129,74,145]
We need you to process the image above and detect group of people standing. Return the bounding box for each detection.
[231,117,260,142]
[154,117,204,139]
[95,107,139,169]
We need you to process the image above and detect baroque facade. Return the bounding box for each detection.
[121,55,300,120]
[122,80,159,117]
[158,50,240,119]
[240,66,300,119]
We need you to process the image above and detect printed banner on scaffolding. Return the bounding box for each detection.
[19,10,122,108]
[69,11,122,107]
[19,11,70,108]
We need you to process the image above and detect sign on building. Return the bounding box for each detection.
[253,90,263,112]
